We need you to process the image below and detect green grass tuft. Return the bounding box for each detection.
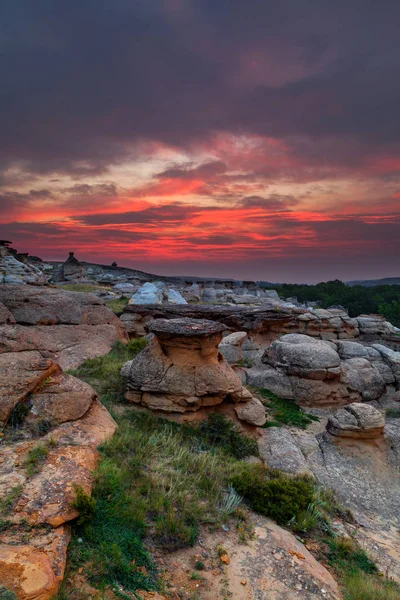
[0,485,23,515]
[258,388,320,429]
[23,442,51,477]
[105,296,130,314]
[0,587,18,600]
[386,408,400,418]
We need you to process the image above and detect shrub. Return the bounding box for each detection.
[326,536,377,574]
[72,485,97,525]
[0,587,18,600]
[230,465,314,525]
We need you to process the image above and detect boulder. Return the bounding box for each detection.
[112,283,136,294]
[327,403,385,438]
[166,288,187,305]
[0,244,47,285]
[340,358,386,401]
[219,331,247,364]
[122,318,265,426]
[128,282,163,305]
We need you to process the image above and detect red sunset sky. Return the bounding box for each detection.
[1,1,399,282]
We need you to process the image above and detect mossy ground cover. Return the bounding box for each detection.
[105,296,130,314]
[60,340,400,599]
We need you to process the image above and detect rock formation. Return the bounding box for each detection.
[0,285,128,370]
[122,318,266,426]
[128,281,188,305]
[0,242,47,285]
[0,354,116,598]
[326,403,385,438]
[249,334,400,407]
[51,251,86,283]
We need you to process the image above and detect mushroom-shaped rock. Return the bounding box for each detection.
[327,403,385,438]
[122,318,265,425]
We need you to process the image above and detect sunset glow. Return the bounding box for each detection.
[1,1,399,281]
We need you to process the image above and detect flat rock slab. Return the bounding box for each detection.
[149,317,227,337]
[161,513,341,599]
[258,427,311,475]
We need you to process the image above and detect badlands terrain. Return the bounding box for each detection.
[1,242,400,600]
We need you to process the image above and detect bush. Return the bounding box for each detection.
[72,485,97,525]
[326,536,377,574]
[230,465,314,525]
[0,588,18,600]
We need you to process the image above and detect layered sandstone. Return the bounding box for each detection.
[122,318,266,426]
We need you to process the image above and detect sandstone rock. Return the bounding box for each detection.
[128,282,163,304]
[123,318,260,425]
[336,340,369,359]
[263,289,280,300]
[112,282,136,294]
[0,244,47,285]
[27,374,96,425]
[0,351,59,427]
[0,544,58,600]
[219,331,247,364]
[51,252,85,283]
[0,285,127,370]
[258,427,310,475]
[166,288,187,304]
[327,403,385,438]
[234,397,266,426]
[263,335,341,379]
[340,358,386,401]
[245,365,294,399]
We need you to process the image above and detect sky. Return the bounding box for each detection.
[1,1,399,283]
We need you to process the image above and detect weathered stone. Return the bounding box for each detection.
[219,331,247,364]
[258,427,311,475]
[123,318,259,426]
[166,288,187,304]
[327,403,385,438]
[234,397,266,426]
[129,282,163,305]
[340,358,386,401]
[0,351,59,427]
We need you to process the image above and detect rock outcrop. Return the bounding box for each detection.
[50,252,86,283]
[326,403,385,438]
[255,333,400,407]
[122,318,266,426]
[0,285,128,370]
[0,243,47,285]
[0,356,116,599]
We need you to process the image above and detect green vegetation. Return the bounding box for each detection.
[262,279,400,327]
[59,283,102,293]
[23,439,56,477]
[257,388,319,429]
[344,571,400,600]
[0,587,18,600]
[70,338,148,399]
[60,339,400,599]
[105,296,129,314]
[8,401,30,428]
[230,464,314,526]
[386,408,400,418]
[0,485,23,515]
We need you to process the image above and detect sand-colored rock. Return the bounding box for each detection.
[123,318,266,426]
[327,403,385,438]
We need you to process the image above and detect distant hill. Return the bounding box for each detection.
[346,277,400,287]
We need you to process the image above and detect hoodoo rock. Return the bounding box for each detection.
[122,317,266,426]
[326,403,385,438]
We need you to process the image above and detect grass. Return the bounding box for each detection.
[60,339,400,600]
[344,572,400,600]
[59,284,102,293]
[105,296,129,314]
[386,408,400,418]
[23,439,56,477]
[257,388,320,429]
[69,338,148,400]
[0,485,23,515]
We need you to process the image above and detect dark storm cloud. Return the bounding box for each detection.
[238,194,297,210]
[158,161,227,180]
[1,0,400,179]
